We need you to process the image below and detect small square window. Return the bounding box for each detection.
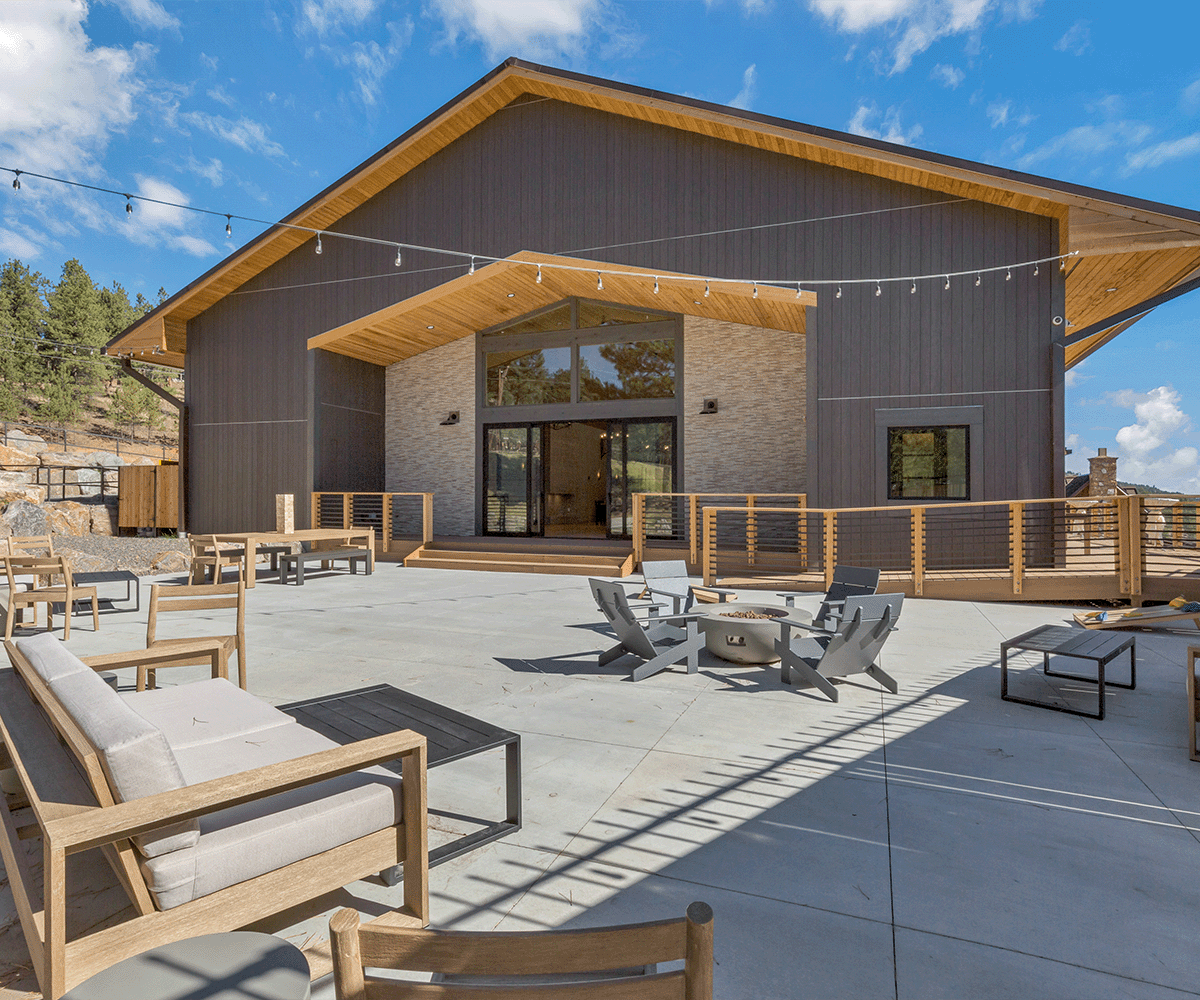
[888,425,969,500]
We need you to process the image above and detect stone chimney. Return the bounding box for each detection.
[1089,448,1118,497]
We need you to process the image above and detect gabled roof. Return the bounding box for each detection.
[107,58,1200,369]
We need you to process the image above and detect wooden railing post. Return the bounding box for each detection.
[912,507,925,596]
[422,493,434,544]
[797,495,809,572]
[823,511,836,590]
[702,507,717,586]
[1083,503,1092,556]
[1128,494,1143,602]
[342,493,352,530]
[632,493,644,568]
[689,493,699,567]
[746,495,757,566]
[311,492,319,529]
[1116,496,1130,594]
[1010,502,1025,595]
[381,493,393,554]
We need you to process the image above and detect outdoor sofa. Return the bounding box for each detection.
[0,633,429,999]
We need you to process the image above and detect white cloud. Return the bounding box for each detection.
[180,110,286,158]
[807,0,991,74]
[427,0,638,62]
[0,227,41,259]
[1184,78,1200,111]
[987,99,1012,128]
[1017,120,1152,169]
[1065,432,1079,450]
[100,0,180,31]
[0,0,144,175]
[1054,19,1090,56]
[185,155,225,186]
[324,18,414,106]
[298,0,381,36]
[1122,133,1200,174]
[930,63,964,88]
[847,102,924,145]
[200,52,218,71]
[206,84,237,107]
[1065,369,1093,389]
[729,64,757,110]
[126,175,218,257]
[1106,386,1200,491]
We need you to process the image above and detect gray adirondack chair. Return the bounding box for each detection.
[777,565,881,627]
[775,593,903,701]
[589,578,709,681]
[641,560,737,614]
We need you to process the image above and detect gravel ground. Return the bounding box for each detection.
[53,534,191,575]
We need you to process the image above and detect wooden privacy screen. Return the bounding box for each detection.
[118,464,179,529]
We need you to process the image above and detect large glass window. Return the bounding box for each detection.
[579,340,676,401]
[485,346,571,406]
[887,426,969,500]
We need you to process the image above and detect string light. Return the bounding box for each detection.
[394,247,402,267]
[795,282,803,298]
[653,277,659,294]
[836,285,842,299]
[752,281,758,299]
[975,272,981,286]
[315,233,323,255]
[469,256,475,275]
[1006,267,1012,281]
[225,215,232,238]
[944,275,951,290]
[536,264,542,284]
[124,196,133,215]
[910,279,916,294]
[875,281,882,297]
[704,280,710,298]
[1033,263,1039,275]
[11,171,19,191]
[597,271,603,291]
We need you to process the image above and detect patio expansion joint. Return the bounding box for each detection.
[1091,729,1200,847]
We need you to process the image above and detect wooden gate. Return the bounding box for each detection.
[118,464,179,529]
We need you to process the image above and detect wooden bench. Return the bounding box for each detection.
[278,547,373,585]
[0,635,429,998]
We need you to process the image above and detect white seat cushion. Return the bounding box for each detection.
[14,633,90,684]
[124,678,295,750]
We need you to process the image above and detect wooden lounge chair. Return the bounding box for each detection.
[3,554,98,640]
[1,633,429,999]
[777,564,880,627]
[1074,598,1200,631]
[329,900,714,999]
[589,578,708,681]
[641,560,737,613]
[143,579,247,690]
[775,594,902,701]
[3,535,55,628]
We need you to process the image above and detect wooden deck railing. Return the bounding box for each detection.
[689,494,1199,604]
[311,492,433,553]
[631,492,807,567]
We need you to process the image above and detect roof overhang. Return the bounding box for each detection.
[308,251,816,366]
[107,58,1200,370]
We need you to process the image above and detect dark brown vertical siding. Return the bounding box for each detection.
[313,350,384,493]
[186,98,1058,530]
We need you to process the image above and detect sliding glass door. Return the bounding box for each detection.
[607,419,675,538]
[484,425,542,535]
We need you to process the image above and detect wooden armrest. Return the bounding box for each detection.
[81,643,225,671]
[47,729,428,853]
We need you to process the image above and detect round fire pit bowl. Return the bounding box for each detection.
[698,604,791,664]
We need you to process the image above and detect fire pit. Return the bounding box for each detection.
[698,604,791,664]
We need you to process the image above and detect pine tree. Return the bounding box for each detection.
[43,259,107,422]
[0,260,49,418]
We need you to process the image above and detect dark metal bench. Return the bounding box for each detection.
[277,546,372,585]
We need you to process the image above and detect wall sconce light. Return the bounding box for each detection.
[440,411,460,425]
[700,398,719,415]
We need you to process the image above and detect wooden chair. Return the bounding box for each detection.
[3,554,98,640]
[143,579,246,690]
[3,535,56,628]
[330,901,714,1000]
[188,534,245,585]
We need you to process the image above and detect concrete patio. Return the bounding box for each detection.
[2,563,1199,998]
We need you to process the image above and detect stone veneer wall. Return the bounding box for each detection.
[385,336,476,536]
[682,316,806,494]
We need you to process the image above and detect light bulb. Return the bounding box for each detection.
[225,216,232,238]
[836,285,842,299]
[752,281,758,299]
[468,257,475,275]
[653,277,659,294]
[395,247,402,267]
[315,234,323,255]
[975,273,981,286]
[11,172,19,191]
[597,272,603,291]
[1034,263,1039,276]
[910,280,916,295]
[1006,267,1012,281]
[704,280,710,298]
[536,265,542,284]
[944,275,951,290]
[875,282,881,297]
[125,198,133,215]
[795,282,802,299]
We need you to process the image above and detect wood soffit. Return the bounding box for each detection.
[307,251,815,366]
[107,62,1200,368]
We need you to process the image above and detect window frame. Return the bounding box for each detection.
[886,424,971,501]
[874,405,984,505]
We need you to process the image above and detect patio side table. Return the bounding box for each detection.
[1000,624,1135,720]
[280,684,521,876]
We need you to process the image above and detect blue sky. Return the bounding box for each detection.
[1,0,1198,490]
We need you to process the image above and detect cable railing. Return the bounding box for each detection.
[631,492,807,567]
[689,495,1199,603]
[311,492,433,552]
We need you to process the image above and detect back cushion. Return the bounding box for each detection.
[15,633,90,684]
[50,667,199,857]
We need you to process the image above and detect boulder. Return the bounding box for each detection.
[125,454,158,466]
[150,550,189,575]
[5,430,47,453]
[0,486,47,506]
[83,450,124,468]
[90,504,118,536]
[0,501,50,537]
[0,470,35,489]
[43,501,91,536]
[0,444,41,469]
[38,451,79,467]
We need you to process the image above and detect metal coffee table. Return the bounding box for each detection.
[280,684,521,871]
[1000,624,1136,720]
